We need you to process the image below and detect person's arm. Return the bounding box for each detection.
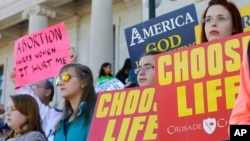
[125,69,137,88]
[230,51,250,124]
[15,86,50,117]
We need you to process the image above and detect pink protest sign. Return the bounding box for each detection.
[14,22,71,88]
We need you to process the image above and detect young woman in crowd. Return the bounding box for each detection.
[0,94,47,141]
[199,0,246,125]
[53,63,96,141]
[96,62,114,85]
[200,0,243,43]
[198,0,247,139]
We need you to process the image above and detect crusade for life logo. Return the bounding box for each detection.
[203,118,216,134]
[166,117,228,135]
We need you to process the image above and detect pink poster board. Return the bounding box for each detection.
[14,22,71,87]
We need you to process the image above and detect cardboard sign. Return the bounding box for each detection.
[124,4,198,70]
[14,22,71,87]
[88,86,158,141]
[240,4,250,32]
[95,78,125,93]
[155,31,250,141]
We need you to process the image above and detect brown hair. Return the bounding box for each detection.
[142,50,163,57]
[200,0,243,43]
[58,63,96,127]
[8,94,45,138]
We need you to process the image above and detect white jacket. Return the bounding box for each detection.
[16,86,63,141]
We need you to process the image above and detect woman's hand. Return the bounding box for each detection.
[69,47,77,63]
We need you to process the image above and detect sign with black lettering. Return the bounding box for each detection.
[14,22,71,87]
[230,125,250,141]
[94,78,125,93]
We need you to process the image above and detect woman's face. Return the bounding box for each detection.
[205,5,234,41]
[6,99,27,132]
[104,65,112,75]
[57,67,83,100]
[137,55,155,87]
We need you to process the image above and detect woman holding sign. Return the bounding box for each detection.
[199,0,244,139]
[200,0,243,43]
[53,63,96,141]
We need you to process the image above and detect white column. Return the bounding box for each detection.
[89,0,113,78]
[22,5,56,33]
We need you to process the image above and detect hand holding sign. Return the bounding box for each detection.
[69,47,77,63]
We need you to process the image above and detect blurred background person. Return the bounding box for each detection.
[29,79,55,107]
[230,41,250,125]
[0,104,10,136]
[125,69,137,88]
[116,58,132,85]
[96,62,114,85]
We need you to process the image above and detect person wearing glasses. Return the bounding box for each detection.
[53,63,96,141]
[135,50,162,87]
[29,80,54,106]
[200,0,243,43]
[199,0,243,140]
[0,95,46,141]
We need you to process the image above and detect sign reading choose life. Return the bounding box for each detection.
[14,22,71,87]
[155,31,250,141]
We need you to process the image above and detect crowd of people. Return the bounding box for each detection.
[0,0,248,140]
